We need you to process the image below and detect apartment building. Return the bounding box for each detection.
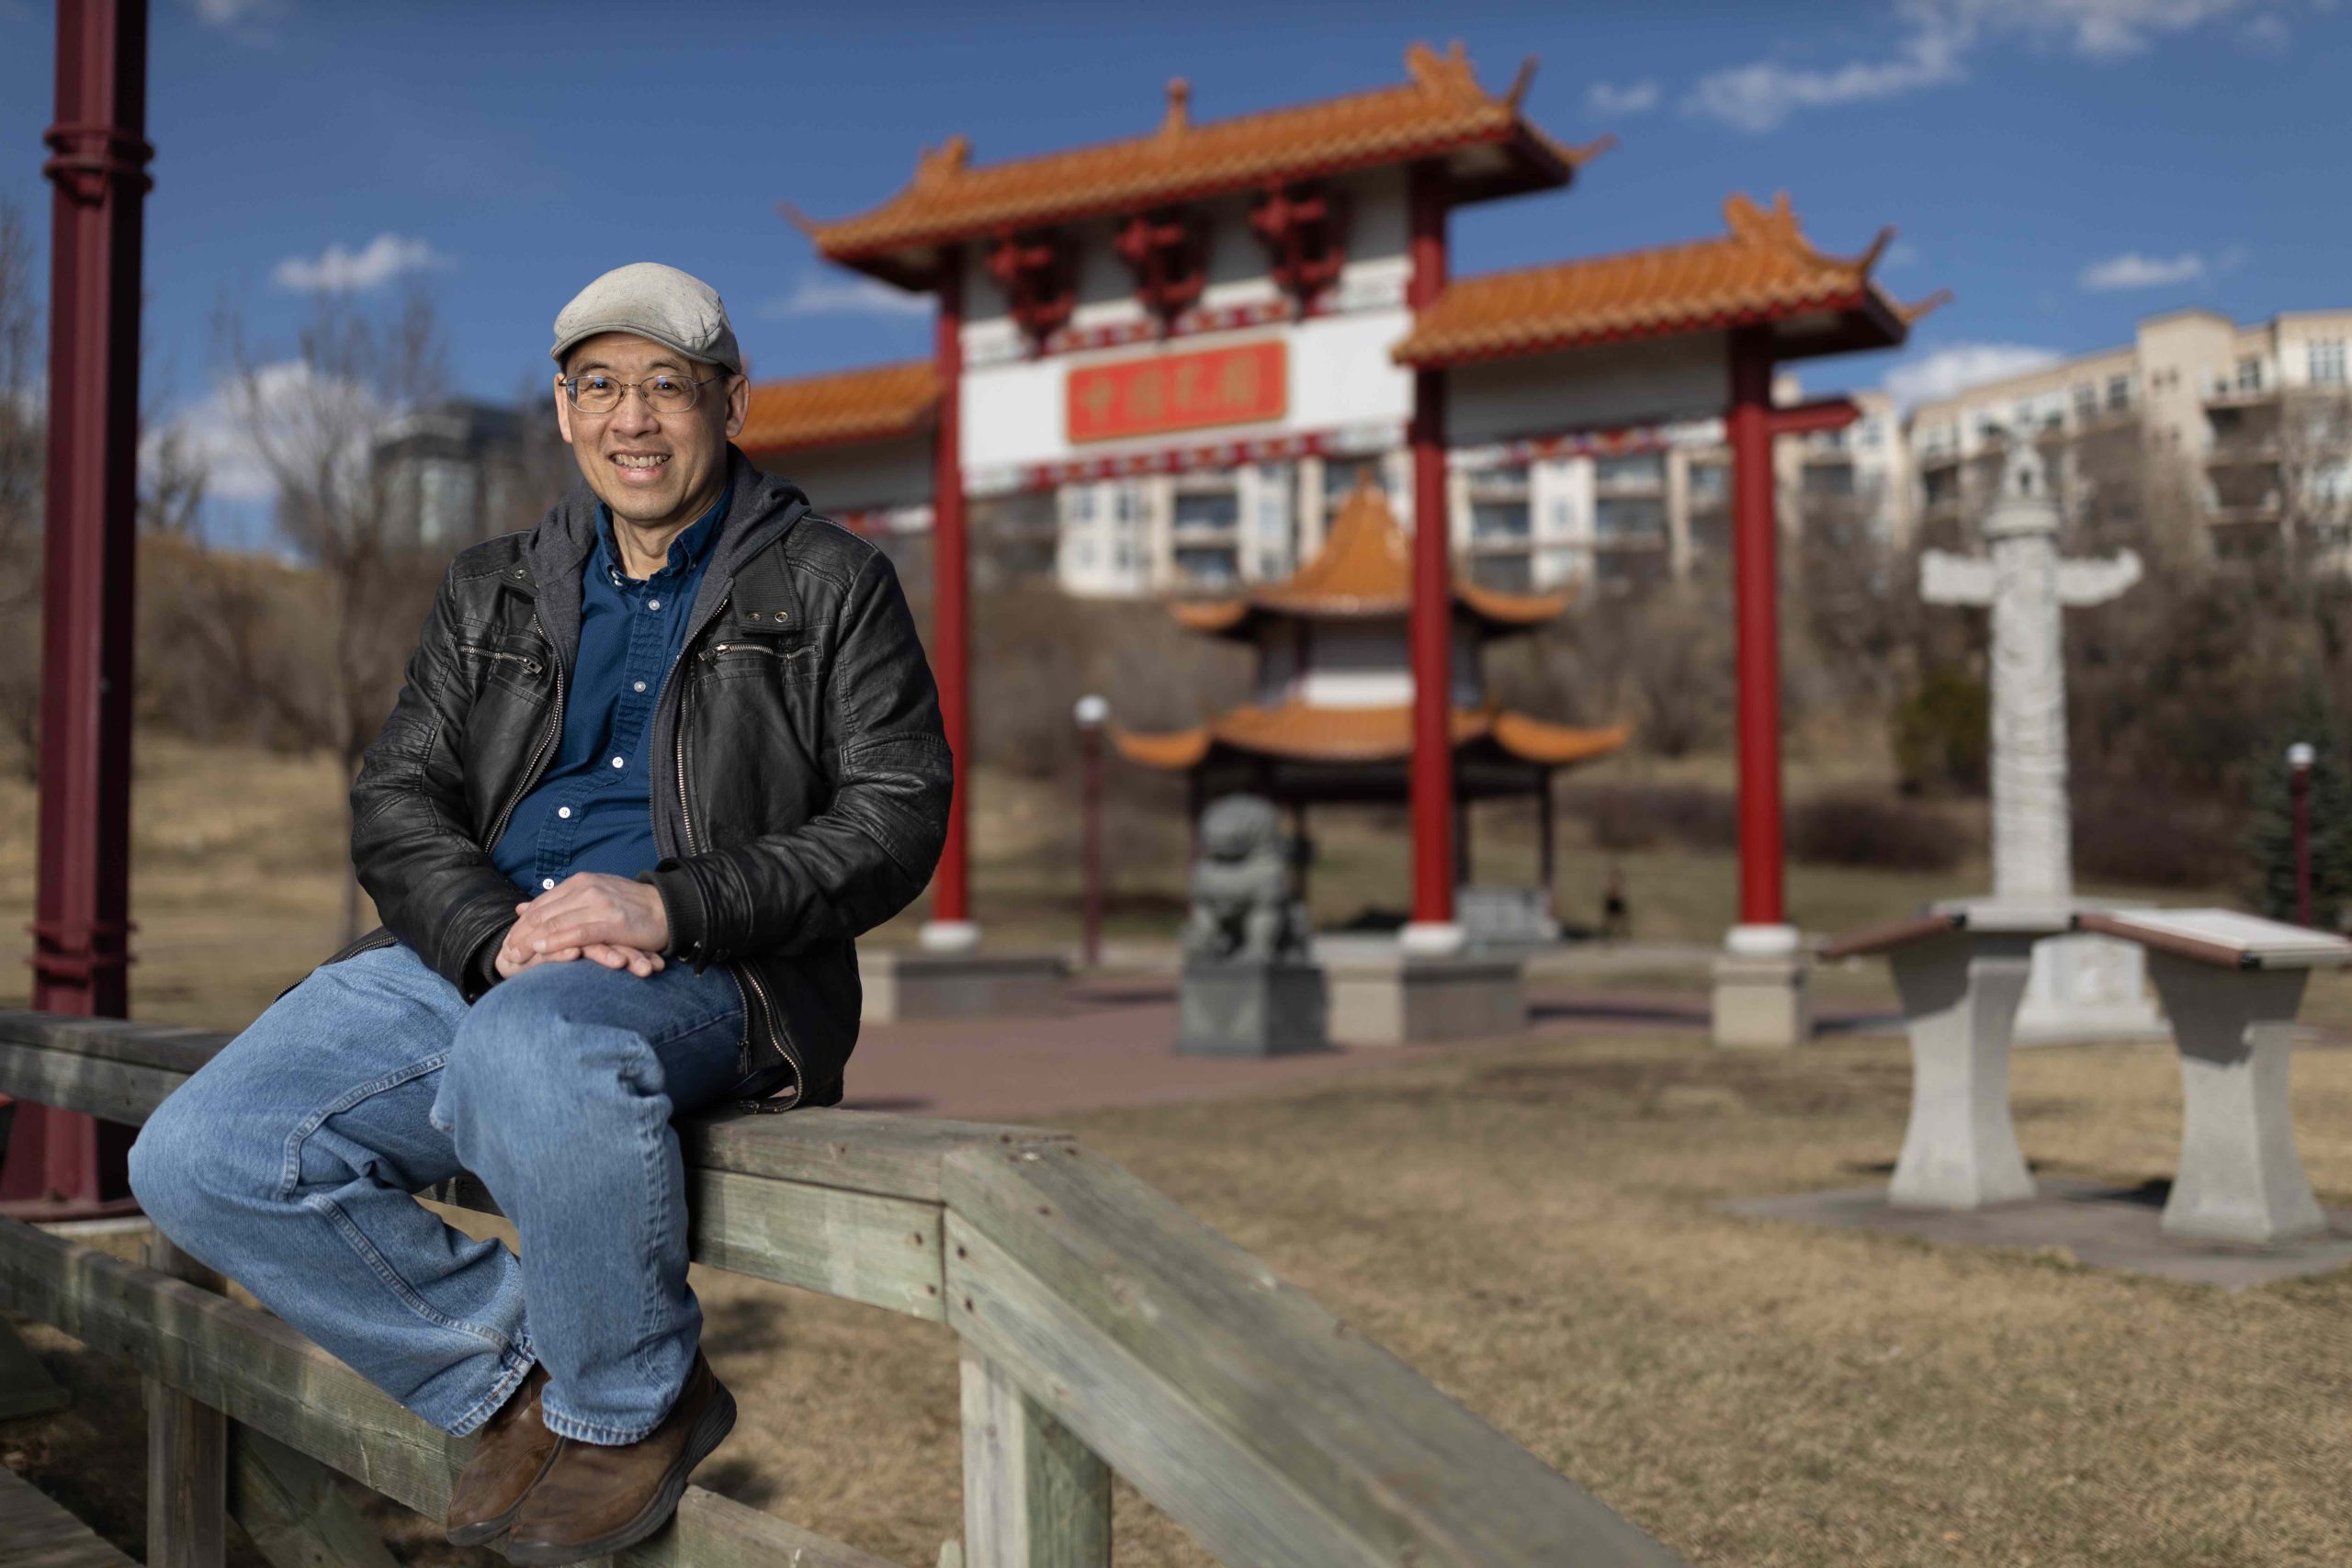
[1906,308,2352,563]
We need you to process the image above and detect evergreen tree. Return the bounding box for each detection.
[2243,693,2352,928]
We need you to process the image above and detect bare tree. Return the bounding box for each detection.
[0,200,43,778]
[209,285,453,939]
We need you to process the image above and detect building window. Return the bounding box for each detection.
[2311,340,2347,387]
[1173,489,1239,534]
[1323,455,1385,512]
[1173,544,1238,585]
[2106,375,2131,412]
[1470,500,1531,541]
[1067,485,1095,524]
[1595,497,1665,541]
[2073,383,2098,421]
[1593,452,1665,489]
[1688,462,1729,503]
[1856,418,1882,449]
[2236,355,2265,393]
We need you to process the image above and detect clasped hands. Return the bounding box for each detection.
[493,872,672,980]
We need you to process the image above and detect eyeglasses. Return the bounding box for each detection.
[561,369,724,415]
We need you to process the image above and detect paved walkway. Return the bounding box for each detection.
[838,976,1898,1123]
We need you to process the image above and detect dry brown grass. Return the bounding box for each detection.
[0,741,2343,1566]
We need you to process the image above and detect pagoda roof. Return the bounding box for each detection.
[1113,702,1629,773]
[798,43,1610,288]
[736,360,939,456]
[1393,192,1948,369]
[1173,482,1569,640]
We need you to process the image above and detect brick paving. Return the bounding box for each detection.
[837,974,1898,1123]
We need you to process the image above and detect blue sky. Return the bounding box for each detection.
[3,0,2346,536]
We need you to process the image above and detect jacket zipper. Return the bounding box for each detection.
[459,643,546,676]
[670,612,803,1107]
[482,615,566,852]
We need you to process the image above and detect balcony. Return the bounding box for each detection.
[2204,377,2280,410]
[2206,498,2283,526]
[2205,440,2281,468]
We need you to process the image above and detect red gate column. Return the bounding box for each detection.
[1726,327,1785,933]
[1403,162,1459,953]
[1711,326,1809,1047]
[5,0,153,1216]
[922,249,977,951]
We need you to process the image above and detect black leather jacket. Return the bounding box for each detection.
[334,447,952,1109]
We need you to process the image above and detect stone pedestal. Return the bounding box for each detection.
[858,948,1067,1023]
[1711,953,1812,1049]
[1325,952,1524,1046]
[2014,928,2165,1043]
[1887,930,2039,1209]
[1175,959,1329,1057]
[2146,953,2324,1245]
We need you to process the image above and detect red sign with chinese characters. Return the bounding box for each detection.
[1066,339,1287,445]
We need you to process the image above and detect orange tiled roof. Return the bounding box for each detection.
[1112,703,1629,771]
[736,361,939,456]
[1394,192,1939,368]
[1172,481,1568,637]
[801,44,1608,280]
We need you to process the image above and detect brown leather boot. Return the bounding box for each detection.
[444,1361,559,1548]
[501,1352,737,1566]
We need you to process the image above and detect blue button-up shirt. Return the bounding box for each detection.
[491,487,729,894]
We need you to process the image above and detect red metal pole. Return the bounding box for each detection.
[928,249,972,939]
[1078,713,1102,968]
[1406,164,1454,931]
[5,0,151,1217]
[1726,328,1786,931]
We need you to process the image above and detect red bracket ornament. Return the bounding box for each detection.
[987,230,1077,351]
[1115,209,1206,336]
[1250,182,1350,317]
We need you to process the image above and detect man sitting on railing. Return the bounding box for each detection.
[124,264,952,1566]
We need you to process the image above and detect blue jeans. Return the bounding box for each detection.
[127,942,763,1444]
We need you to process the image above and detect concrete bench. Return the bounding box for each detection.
[2077,909,2352,1245]
[1821,902,2073,1210]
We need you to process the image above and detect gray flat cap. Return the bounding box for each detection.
[550,262,741,374]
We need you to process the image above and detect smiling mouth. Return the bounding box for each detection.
[612,453,670,471]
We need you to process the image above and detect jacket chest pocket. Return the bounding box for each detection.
[454,633,552,703]
[701,632,813,684]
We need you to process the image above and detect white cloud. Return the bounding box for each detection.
[271,233,450,294]
[185,0,276,26]
[2078,250,2208,289]
[1883,240,1922,268]
[1587,79,1660,117]
[759,273,930,321]
[161,360,383,504]
[1883,343,2064,409]
[1686,1,2308,132]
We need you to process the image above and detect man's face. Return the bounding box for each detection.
[553,332,749,531]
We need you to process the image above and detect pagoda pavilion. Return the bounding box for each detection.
[1114,480,1625,915]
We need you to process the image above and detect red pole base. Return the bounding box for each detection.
[0,1100,141,1218]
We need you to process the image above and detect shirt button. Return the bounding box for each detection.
[557,806,571,819]
[648,599,662,611]
[611,757,626,769]
[541,877,556,891]
[633,681,647,693]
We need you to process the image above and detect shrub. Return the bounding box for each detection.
[1787,792,1964,871]
[1890,665,1988,795]
[1564,784,1738,852]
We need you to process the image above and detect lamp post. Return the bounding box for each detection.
[2289,741,2315,928]
[1074,695,1109,970]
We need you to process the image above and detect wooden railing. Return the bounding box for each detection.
[0,1007,1684,1567]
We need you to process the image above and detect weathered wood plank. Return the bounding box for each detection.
[0,1043,186,1126]
[0,1316,64,1419]
[0,1014,1071,1205]
[145,1233,226,1568]
[0,1219,888,1568]
[682,1111,1072,1203]
[0,1467,135,1567]
[960,1346,1110,1568]
[944,1147,1684,1568]
[424,1168,949,1322]
[229,1427,401,1568]
[0,1010,230,1073]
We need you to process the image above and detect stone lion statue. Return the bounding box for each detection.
[1182,794,1309,962]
